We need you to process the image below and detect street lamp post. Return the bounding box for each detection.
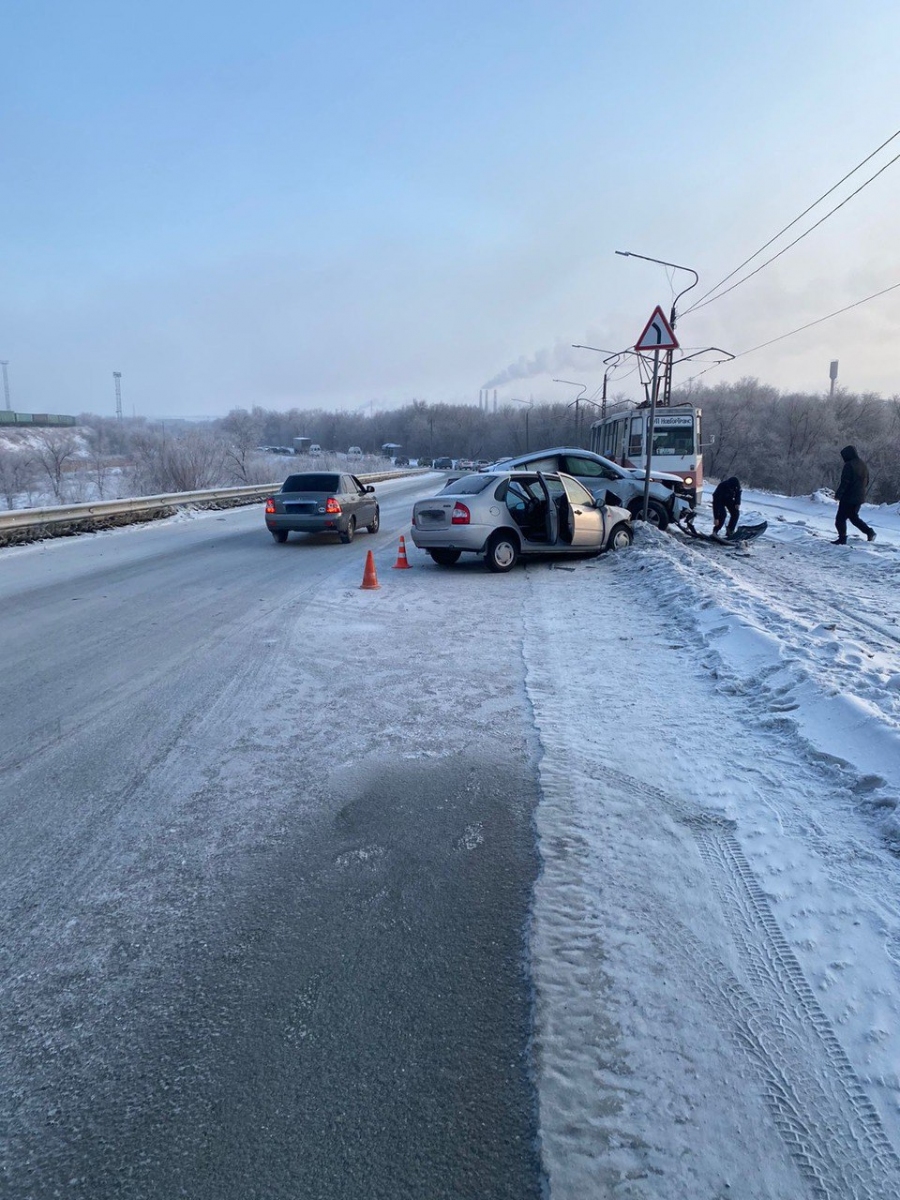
[571,346,627,418]
[615,250,698,409]
[509,397,533,451]
[552,379,587,442]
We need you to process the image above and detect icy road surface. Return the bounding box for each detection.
[2,477,900,1198]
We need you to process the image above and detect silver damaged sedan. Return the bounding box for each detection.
[410,471,633,572]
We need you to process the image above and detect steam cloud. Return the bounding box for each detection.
[483,339,612,391]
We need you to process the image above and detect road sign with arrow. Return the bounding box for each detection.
[634,305,679,352]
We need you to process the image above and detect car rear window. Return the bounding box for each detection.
[281,474,341,493]
[439,474,495,495]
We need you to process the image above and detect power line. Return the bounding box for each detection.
[684,127,900,315]
[684,278,900,384]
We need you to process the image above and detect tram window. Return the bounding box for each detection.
[629,418,643,458]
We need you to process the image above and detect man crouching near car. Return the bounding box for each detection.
[712,476,741,538]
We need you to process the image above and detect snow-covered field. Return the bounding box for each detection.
[528,486,900,1197]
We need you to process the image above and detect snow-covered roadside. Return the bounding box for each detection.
[524,520,900,1197]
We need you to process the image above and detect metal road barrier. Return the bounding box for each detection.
[0,470,430,547]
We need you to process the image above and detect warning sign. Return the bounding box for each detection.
[634,306,678,352]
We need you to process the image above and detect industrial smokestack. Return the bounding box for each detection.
[493,389,497,414]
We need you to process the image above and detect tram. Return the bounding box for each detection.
[589,403,703,505]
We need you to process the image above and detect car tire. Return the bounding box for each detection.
[485,531,519,572]
[339,517,356,544]
[607,523,633,551]
[271,530,289,543]
[366,506,380,534]
[629,499,669,530]
[428,549,461,566]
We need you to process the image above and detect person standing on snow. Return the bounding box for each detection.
[712,476,742,537]
[833,445,875,544]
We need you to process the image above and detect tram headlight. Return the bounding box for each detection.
[684,476,693,485]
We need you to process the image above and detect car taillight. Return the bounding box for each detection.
[411,510,417,526]
[451,503,470,524]
[265,498,276,513]
[325,497,342,514]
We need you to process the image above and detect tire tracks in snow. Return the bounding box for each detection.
[524,559,900,1196]
[597,761,900,1200]
[551,743,900,1195]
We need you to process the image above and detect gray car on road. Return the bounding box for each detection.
[411,471,633,571]
[265,472,380,543]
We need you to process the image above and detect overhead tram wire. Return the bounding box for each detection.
[683,126,900,316]
[683,278,900,385]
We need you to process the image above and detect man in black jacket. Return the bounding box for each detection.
[833,445,875,544]
[712,476,742,537]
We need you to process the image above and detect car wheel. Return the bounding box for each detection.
[428,549,461,566]
[607,523,633,551]
[366,506,380,534]
[630,499,669,530]
[485,531,519,572]
[339,517,356,544]
[271,530,289,543]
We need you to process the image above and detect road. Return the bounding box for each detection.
[0,476,545,1199]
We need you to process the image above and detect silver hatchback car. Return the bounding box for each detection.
[488,447,692,529]
[410,471,632,572]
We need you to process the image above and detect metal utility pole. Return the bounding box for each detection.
[0,360,11,410]
[113,371,123,420]
[829,360,839,397]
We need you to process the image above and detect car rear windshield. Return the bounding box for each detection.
[439,474,495,495]
[281,474,341,493]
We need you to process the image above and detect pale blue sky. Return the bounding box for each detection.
[3,0,899,416]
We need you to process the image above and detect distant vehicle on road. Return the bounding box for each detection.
[265,472,380,544]
[488,447,691,529]
[410,471,632,572]
[309,444,323,457]
[347,446,363,459]
[432,457,454,471]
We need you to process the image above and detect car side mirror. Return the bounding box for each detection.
[365,485,375,493]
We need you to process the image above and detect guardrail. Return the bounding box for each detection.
[0,470,430,547]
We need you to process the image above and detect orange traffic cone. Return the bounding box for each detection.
[360,550,381,590]
[393,535,412,569]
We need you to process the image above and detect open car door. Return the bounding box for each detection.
[559,473,605,547]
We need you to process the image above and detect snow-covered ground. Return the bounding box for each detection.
[3,478,900,1196]
[528,486,900,1197]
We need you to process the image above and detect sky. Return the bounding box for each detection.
[2,0,899,419]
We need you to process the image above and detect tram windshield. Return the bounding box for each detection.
[651,424,695,456]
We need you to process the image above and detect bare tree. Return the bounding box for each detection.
[30,429,80,502]
[126,427,228,495]
[220,408,272,483]
[0,445,38,509]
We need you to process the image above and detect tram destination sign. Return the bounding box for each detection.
[653,412,693,425]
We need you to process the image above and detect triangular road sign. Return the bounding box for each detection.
[634,305,679,352]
